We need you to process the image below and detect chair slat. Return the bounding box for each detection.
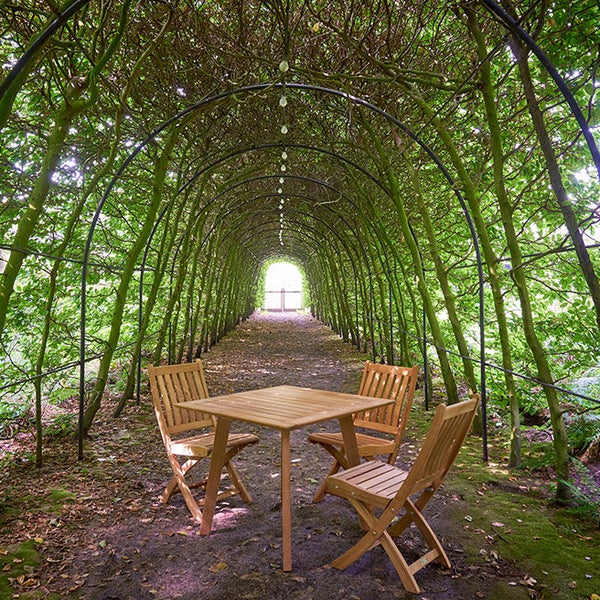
[308,360,419,503]
[147,359,258,522]
[324,395,480,593]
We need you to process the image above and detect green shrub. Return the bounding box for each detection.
[0,401,31,438]
[567,413,600,456]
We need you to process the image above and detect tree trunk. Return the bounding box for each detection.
[404,155,479,394]
[0,88,86,338]
[83,128,178,433]
[403,81,522,437]
[465,9,524,466]
[502,0,600,333]
[387,170,460,404]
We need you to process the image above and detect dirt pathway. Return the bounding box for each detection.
[200,311,367,395]
[1,311,532,600]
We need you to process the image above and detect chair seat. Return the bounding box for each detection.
[322,396,480,594]
[171,432,259,457]
[308,431,395,457]
[308,362,418,503]
[327,459,408,506]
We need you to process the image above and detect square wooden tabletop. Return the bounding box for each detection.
[178,384,393,429]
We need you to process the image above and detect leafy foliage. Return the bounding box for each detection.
[0,1,598,496]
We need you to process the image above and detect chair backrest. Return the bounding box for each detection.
[148,360,213,436]
[354,361,419,436]
[394,395,480,506]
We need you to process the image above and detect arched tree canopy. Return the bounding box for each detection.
[1,0,599,499]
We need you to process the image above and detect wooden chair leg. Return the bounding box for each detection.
[330,499,421,594]
[225,461,253,503]
[312,459,342,502]
[330,526,380,571]
[312,443,348,503]
[330,499,380,570]
[220,444,254,503]
[407,500,451,568]
[387,491,434,538]
[164,455,203,522]
[163,458,198,503]
[379,530,421,593]
[162,443,255,523]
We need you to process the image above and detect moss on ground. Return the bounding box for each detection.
[0,487,79,598]
[448,438,600,599]
[0,539,42,599]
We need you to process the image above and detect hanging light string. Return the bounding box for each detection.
[277,0,292,247]
[278,48,290,245]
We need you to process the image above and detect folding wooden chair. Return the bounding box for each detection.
[323,395,480,594]
[308,361,418,502]
[148,360,259,522]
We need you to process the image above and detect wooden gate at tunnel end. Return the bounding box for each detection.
[265,289,302,312]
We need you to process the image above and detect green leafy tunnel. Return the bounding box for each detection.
[1,0,599,502]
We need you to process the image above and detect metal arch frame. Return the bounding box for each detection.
[218,209,365,271]
[153,134,404,356]
[78,82,487,459]
[479,0,600,181]
[140,175,381,368]
[142,174,373,300]
[78,82,486,459]
[172,140,396,204]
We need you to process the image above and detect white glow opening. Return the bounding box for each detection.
[264,262,303,311]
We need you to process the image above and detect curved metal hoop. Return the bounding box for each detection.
[78,81,487,459]
[479,0,600,180]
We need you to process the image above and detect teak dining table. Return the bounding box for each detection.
[177,384,393,571]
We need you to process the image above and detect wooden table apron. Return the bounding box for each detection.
[177,385,393,571]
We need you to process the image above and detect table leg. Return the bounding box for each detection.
[281,430,292,571]
[339,415,360,467]
[199,416,231,536]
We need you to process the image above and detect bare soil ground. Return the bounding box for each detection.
[1,311,598,600]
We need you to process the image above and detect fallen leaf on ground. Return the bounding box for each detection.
[208,561,228,573]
